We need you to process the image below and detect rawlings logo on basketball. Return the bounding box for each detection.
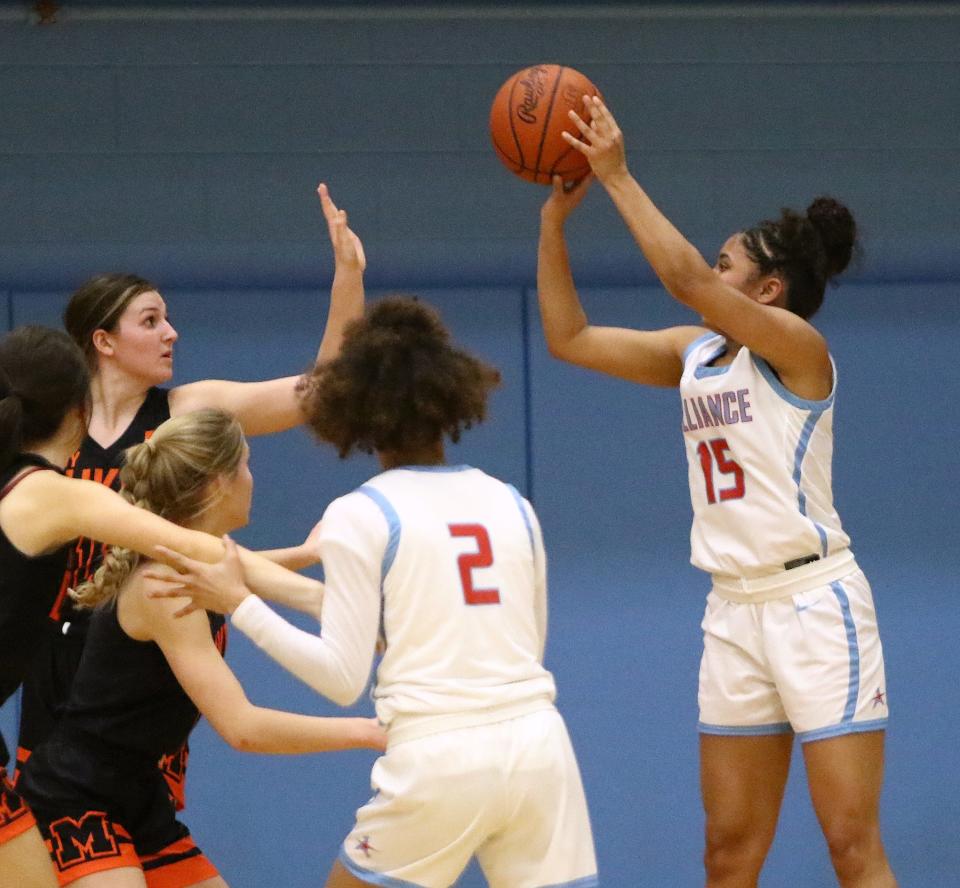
[490,64,601,185]
[516,67,548,124]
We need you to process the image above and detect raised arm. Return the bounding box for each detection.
[566,96,830,390]
[538,174,702,387]
[138,591,383,754]
[167,183,366,436]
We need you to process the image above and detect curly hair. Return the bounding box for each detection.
[297,296,501,458]
[740,196,858,319]
[72,409,245,609]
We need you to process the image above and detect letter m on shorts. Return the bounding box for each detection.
[49,811,120,868]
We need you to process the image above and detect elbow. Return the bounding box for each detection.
[215,710,263,753]
[545,338,570,361]
[326,679,365,708]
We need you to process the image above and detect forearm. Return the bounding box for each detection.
[225,708,377,754]
[231,594,370,705]
[316,267,364,364]
[602,170,714,305]
[237,550,324,618]
[537,220,590,357]
[255,545,318,572]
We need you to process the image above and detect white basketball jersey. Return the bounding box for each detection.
[327,465,556,733]
[679,333,849,577]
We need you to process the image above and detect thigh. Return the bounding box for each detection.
[324,859,374,888]
[698,593,791,735]
[139,833,220,888]
[767,571,889,741]
[700,733,793,839]
[802,731,886,833]
[338,730,497,888]
[477,711,597,888]
[69,869,147,888]
[0,824,59,888]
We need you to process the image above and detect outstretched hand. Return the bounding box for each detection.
[318,182,366,273]
[144,536,251,617]
[562,95,628,184]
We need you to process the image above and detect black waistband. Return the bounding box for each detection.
[784,553,820,571]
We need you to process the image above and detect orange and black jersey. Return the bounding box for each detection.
[51,386,171,630]
[46,603,228,764]
[0,454,68,715]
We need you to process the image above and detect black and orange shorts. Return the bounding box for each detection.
[0,762,36,846]
[40,811,218,888]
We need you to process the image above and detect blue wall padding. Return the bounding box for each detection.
[0,7,958,288]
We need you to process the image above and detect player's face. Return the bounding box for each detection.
[712,234,766,299]
[219,444,254,533]
[104,291,178,385]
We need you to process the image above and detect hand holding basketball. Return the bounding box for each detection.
[563,96,628,185]
[540,174,594,227]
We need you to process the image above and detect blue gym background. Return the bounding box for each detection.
[1,1,958,884]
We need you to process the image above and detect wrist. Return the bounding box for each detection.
[598,166,634,191]
[226,584,252,614]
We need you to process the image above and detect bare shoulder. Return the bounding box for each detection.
[167,380,225,416]
[122,567,207,644]
[669,325,714,354]
[0,469,74,554]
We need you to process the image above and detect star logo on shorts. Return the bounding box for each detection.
[872,688,886,708]
[355,835,376,858]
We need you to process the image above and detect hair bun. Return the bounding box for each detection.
[806,196,857,278]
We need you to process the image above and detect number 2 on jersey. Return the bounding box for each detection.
[696,437,746,504]
[448,524,501,605]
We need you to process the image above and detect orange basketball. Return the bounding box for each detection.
[489,64,601,185]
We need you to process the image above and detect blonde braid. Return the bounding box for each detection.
[70,409,245,609]
[71,441,158,609]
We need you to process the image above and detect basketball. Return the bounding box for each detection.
[489,64,601,185]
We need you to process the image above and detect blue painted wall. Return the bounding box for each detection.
[1,3,958,886]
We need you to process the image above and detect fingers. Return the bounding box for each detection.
[141,569,186,586]
[567,107,594,140]
[317,182,339,220]
[153,545,189,570]
[146,585,187,599]
[173,602,201,619]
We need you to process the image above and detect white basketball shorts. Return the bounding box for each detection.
[339,707,598,888]
[698,553,889,742]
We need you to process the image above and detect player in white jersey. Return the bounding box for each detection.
[535,95,896,888]
[148,298,598,888]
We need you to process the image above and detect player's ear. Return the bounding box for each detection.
[91,329,115,357]
[757,275,783,306]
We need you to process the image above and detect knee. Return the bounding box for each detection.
[822,817,882,879]
[704,819,772,880]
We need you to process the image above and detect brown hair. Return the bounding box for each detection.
[0,326,89,472]
[740,196,858,320]
[64,273,158,368]
[297,296,501,458]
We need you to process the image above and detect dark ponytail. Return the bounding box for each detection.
[741,196,858,319]
[0,326,90,472]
